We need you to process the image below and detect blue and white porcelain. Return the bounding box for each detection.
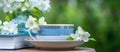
[38,24,74,36]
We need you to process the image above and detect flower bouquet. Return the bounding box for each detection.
[0,0,50,49]
[0,0,95,49]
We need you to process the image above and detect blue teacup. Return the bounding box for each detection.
[38,24,74,36]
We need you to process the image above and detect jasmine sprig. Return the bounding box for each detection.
[66,26,95,42]
[25,15,47,40]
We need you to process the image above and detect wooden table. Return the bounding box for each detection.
[0,47,95,52]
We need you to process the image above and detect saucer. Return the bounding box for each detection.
[26,36,84,49]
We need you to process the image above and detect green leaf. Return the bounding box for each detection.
[35,20,39,24]
[5,15,11,22]
[66,36,74,40]
[28,8,42,19]
[89,38,96,41]
[12,10,17,19]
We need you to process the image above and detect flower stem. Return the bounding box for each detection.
[28,29,36,40]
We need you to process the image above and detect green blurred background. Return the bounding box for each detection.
[0,0,120,52]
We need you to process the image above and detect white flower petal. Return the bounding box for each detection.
[39,17,45,21]
[70,33,82,41]
[77,26,85,34]
[29,15,37,21]
[70,26,91,42]
[70,33,76,38]
[3,0,14,4]
[0,0,22,13]
[83,38,89,42]
[0,20,2,25]
[25,16,37,28]
[3,22,9,26]
[31,26,39,33]
[39,0,50,12]
[15,0,24,2]
[26,20,37,28]
[1,22,18,34]
[85,32,91,37]
[39,17,47,25]
[79,32,90,42]
[21,7,27,11]
[1,30,9,34]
